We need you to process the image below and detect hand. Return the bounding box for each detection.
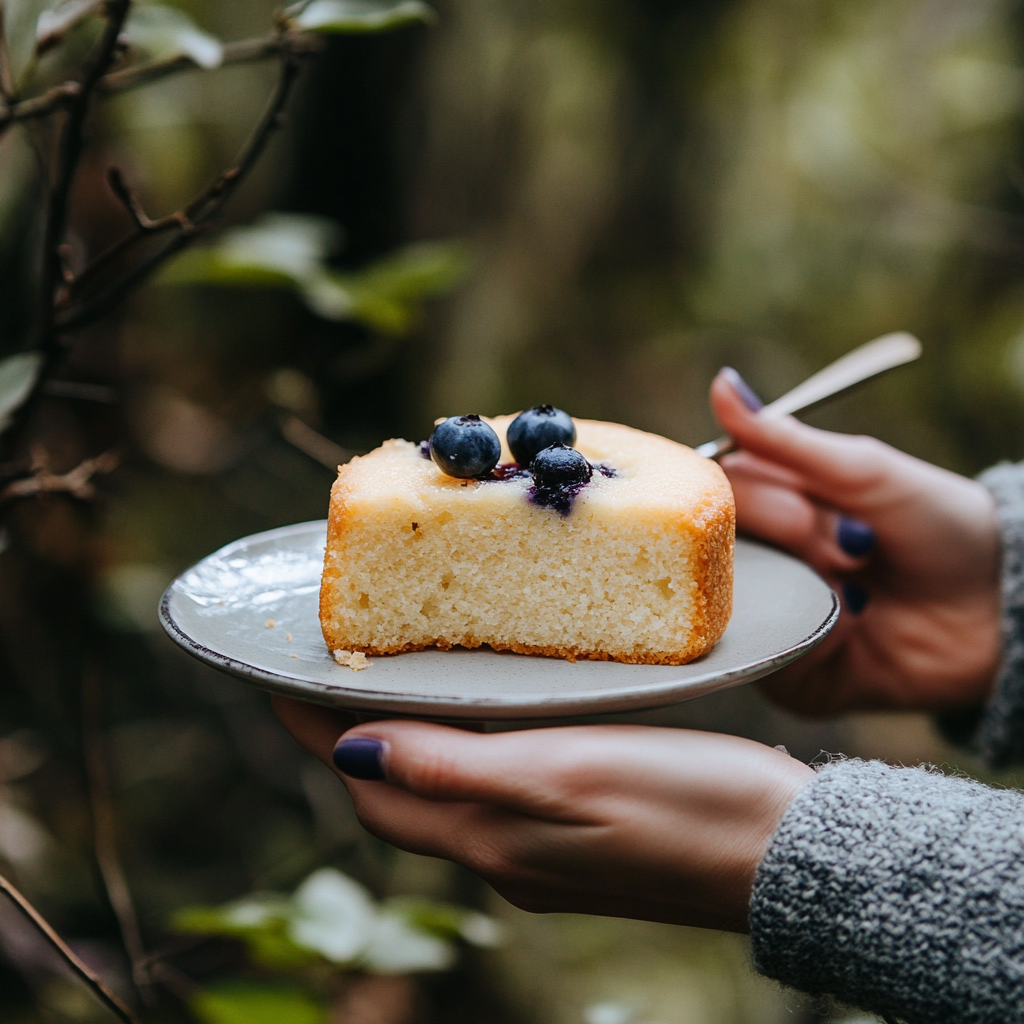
[273,696,813,932]
[710,368,1002,715]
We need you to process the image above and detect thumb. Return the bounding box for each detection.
[332,721,569,812]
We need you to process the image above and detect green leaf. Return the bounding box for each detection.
[335,241,471,334]
[382,897,505,947]
[160,214,468,334]
[160,249,298,289]
[290,0,437,34]
[160,214,341,288]
[190,984,326,1024]
[122,5,223,68]
[0,352,43,435]
[36,0,105,52]
[172,896,320,970]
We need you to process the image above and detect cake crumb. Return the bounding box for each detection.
[265,619,276,628]
[333,649,370,671]
[286,633,291,641]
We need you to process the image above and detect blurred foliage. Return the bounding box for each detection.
[291,0,438,35]
[172,866,501,974]
[165,868,503,1021]
[1,0,1023,1022]
[121,5,223,69]
[162,214,469,335]
[0,355,42,434]
[189,985,326,1024]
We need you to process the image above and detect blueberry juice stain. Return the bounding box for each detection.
[529,479,590,515]
[463,449,619,516]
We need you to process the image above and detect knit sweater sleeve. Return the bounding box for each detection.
[969,461,1024,767]
[749,759,1024,1024]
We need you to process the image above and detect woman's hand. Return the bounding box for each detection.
[711,368,1002,715]
[273,697,813,932]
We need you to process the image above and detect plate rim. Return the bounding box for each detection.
[159,520,839,719]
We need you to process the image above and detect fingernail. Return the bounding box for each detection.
[721,367,764,412]
[842,581,869,615]
[333,737,386,780]
[837,516,875,558]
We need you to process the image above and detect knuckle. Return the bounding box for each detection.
[403,747,460,797]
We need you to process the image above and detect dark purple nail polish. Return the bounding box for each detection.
[837,516,875,558]
[721,367,764,412]
[842,581,868,615]
[333,737,386,780]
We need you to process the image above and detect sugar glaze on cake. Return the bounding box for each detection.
[319,415,735,665]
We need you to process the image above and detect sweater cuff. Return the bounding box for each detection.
[750,759,1024,1024]
[965,461,1024,767]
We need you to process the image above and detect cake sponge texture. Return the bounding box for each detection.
[319,416,734,665]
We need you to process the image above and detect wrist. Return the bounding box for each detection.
[717,748,816,932]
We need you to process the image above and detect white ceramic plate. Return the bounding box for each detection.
[159,521,838,720]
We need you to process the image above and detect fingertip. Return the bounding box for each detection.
[719,367,765,412]
[334,735,388,780]
[836,516,875,558]
[841,581,869,615]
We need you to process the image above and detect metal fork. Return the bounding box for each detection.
[695,331,922,460]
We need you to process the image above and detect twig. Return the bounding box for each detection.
[0,0,130,471]
[57,52,303,332]
[0,32,320,134]
[0,870,140,1024]
[98,29,324,94]
[0,81,82,129]
[280,415,354,470]
[0,1,14,100]
[37,0,132,354]
[149,960,200,1002]
[0,448,118,503]
[107,166,192,233]
[82,663,154,1004]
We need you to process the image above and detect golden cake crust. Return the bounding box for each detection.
[320,416,734,665]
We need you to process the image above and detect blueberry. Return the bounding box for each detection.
[429,415,501,478]
[507,405,576,466]
[531,444,592,488]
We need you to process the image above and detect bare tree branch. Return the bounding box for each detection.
[0,870,140,1024]
[0,448,118,503]
[37,0,132,355]
[57,52,304,333]
[0,1,14,100]
[0,32,321,138]
[0,81,82,129]
[107,166,192,233]
[83,663,154,1004]
[280,414,354,470]
[98,29,323,94]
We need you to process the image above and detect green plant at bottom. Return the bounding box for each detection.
[172,867,504,1023]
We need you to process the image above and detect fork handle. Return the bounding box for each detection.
[695,331,921,460]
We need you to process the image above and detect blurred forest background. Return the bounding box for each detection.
[2,0,1024,1021]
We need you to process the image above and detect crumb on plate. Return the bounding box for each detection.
[332,649,370,671]
[266,619,275,628]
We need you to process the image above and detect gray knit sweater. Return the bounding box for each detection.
[749,463,1024,1022]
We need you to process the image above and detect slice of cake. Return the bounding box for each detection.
[319,412,734,665]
